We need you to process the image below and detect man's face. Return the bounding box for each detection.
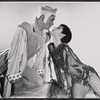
[44,15,55,30]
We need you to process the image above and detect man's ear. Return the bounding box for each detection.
[39,14,44,21]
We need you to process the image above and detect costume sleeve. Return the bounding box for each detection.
[7,27,27,74]
[3,27,27,98]
[48,43,55,57]
[63,48,72,88]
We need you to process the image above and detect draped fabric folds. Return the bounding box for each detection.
[0,49,9,75]
[0,49,9,97]
[3,27,27,98]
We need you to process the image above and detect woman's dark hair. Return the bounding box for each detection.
[60,24,72,43]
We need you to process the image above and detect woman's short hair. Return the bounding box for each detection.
[60,24,72,43]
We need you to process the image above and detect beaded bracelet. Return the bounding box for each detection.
[7,72,22,82]
[37,69,44,74]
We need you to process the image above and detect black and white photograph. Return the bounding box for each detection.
[0,2,100,98]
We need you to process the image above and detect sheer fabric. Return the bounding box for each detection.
[47,43,100,98]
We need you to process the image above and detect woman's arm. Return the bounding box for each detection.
[66,44,82,63]
[63,48,72,88]
[48,43,55,56]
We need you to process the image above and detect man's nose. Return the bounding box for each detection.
[53,27,57,30]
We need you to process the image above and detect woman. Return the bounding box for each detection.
[47,24,100,98]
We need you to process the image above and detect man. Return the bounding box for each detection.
[3,6,57,98]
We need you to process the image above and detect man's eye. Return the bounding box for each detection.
[51,19,54,21]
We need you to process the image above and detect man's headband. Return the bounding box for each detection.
[37,6,57,23]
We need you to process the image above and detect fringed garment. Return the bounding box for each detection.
[47,43,71,98]
[47,43,99,98]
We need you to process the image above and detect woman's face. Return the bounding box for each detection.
[51,25,65,38]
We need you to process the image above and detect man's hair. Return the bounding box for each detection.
[60,24,72,43]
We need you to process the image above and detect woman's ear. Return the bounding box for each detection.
[61,33,66,38]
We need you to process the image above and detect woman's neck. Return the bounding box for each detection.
[53,35,61,47]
